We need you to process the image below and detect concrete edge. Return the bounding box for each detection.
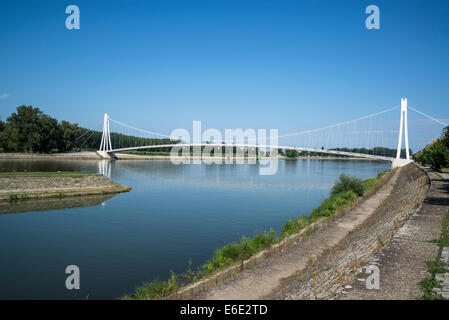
[0,173,131,201]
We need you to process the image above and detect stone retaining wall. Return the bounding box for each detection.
[273,163,429,299]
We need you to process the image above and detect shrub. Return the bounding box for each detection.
[331,174,365,197]
[415,126,449,169]
[281,216,308,237]
[201,229,276,275]
[285,149,300,158]
[132,271,178,300]
[309,190,358,222]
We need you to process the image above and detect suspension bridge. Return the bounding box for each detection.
[94,98,447,168]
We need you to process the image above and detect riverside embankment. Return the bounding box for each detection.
[152,166,395,300]
[0,172,130,202]
[174,163,439,300]
[270,163,431,299]
[336,167,449,300]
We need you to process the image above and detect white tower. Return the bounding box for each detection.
[392,98,412,168]
[97,113,113,159]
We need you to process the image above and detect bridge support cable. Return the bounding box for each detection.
[408,106,448,127]
[95,98,447,168]
[109,118,173,139]
[278,105,400,139]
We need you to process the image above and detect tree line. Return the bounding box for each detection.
[414,126,449,169]
[280,147,411,158]
[0,105,174,153]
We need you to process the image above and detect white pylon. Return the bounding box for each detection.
[395,98,410,160]
[99,113,112,152]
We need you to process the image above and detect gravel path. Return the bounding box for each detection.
[338,168,449,299]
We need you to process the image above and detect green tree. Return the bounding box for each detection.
[426,139,449,169]
[0,125,19,152]
[441,126,449,148]
[38,114,60,152]
[285,149,300,158]
[58,120,79,152]
[7,105,43,152]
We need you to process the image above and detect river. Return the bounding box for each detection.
[0,159,390,299]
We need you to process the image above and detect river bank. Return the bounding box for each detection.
[270,163,431,299]
[336,167,449,300]
[0,157,392,299]
[0,172,130,202]
[121,166,394,300]
[191,166,401,300]
[156,162,443,300]
[0,152,388,162]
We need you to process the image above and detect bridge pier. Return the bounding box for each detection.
[391,158,413,168]
[97,151,116,159]
[392,98,412,168]
[98,113,114,159]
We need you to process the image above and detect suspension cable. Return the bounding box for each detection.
[278,105,400,138]
[78,130,97,149]
[408,106,448,126]
[109,118,172,139]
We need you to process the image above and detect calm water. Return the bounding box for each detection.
[0,159,390,299]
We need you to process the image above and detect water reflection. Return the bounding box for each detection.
[97,160,111,178]
[0,158,390,299]
[0,194,116,215]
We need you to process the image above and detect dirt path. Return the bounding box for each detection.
[338,168,449,299]
[194,168,401,300]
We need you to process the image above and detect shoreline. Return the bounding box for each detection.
[120,166,395,300]
[139,162,442,300]
[0,172,131,202]
[0,152,390,162]
[179,167,400,300]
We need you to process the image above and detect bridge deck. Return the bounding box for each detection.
[109,143,394,161]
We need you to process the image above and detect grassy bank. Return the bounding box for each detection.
[120,170,389,300]
[420,210,449,300]
[0,171,92,176]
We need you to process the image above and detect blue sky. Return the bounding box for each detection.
[0,0,448,143]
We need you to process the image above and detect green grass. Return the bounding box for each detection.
[309,191,358,223]
[120,169,390,300]
[331,174,365,197]
[280,170,388,235]
[119,271,178,300]
[420,210,449,300]
[280,216,308,237]
[200,229,276,276]
[0,171,93,176]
